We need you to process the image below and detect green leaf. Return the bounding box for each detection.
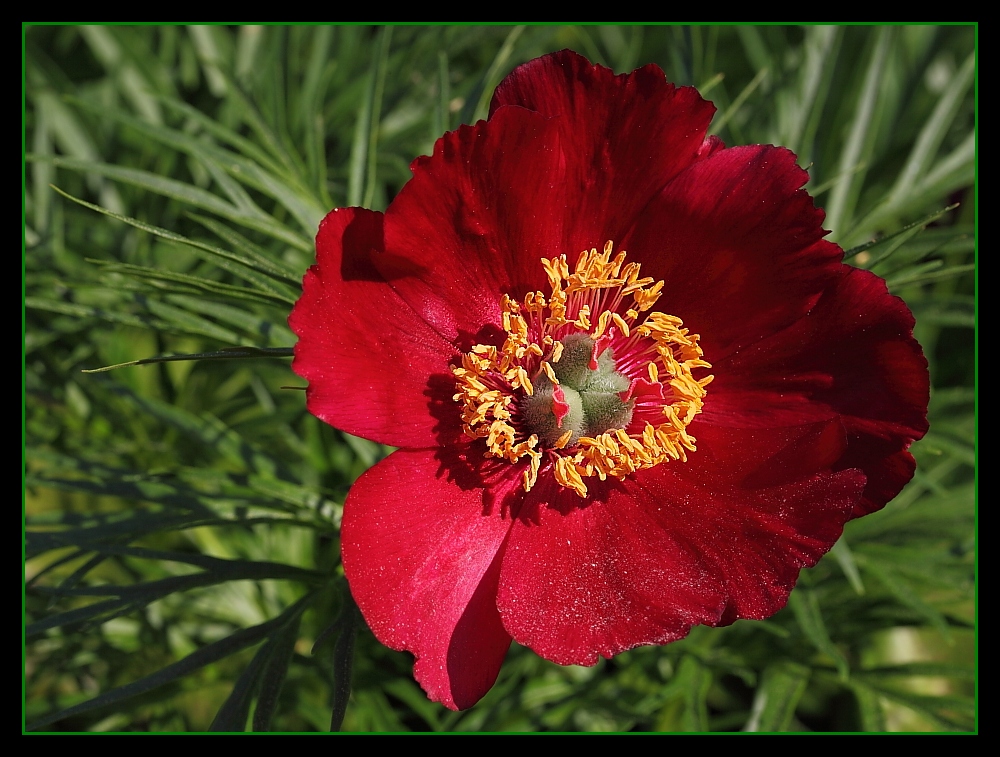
[210,598,307,732]
[857,557,952,638]
[851,682,887,732]
[709,66,769,137]
[252,612,303,731]
[186,215,303,285]
[330,594,359,732]
[742,661,810,732]
[82,345,294,374]
[843,204,958,263]
[348,27,392,208]
[830,539,866,595]
[49,186,306,295]
[887,262,975,290]
[28,598,307,731]
[90,259,296,307]
[888,52,975,205]
[825,28,893,237]
[470,26,525,124]
[788,589,849,680]
[654,654,712,732]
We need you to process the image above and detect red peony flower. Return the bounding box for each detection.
[289,50,929,710]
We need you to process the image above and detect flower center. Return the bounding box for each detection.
[452,242,712,497]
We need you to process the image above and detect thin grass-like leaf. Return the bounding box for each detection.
[849,133,974,245]
[469,25,526,124]
[856,558,954,638]
[843,204,958,263]
[788,589,849,680]
[348,27,392,208]
[887,262,974,290]
[210,600,305,732]
[186,213,303,282]
[709,65,768,137]
[888,52,975,204]
[252,610,303,731]
[859,662,975,680]
[94,382,281,476]
[859,683,974,731]
[851,682,887,732]
[788,26,841,159]
[825,28,892,237]
[25,296,172,333]
[50,187,305,295]
[830,539,866,595]
[29,567,294,638]
[742,661,810,732]
[90,260,295,307]
[163,294,294,347]
[36,155,241,218]
[31,543,324,583]
[28,596,308,731]
[330,594,359,732]
[82,346,293,374]
[141,297,242,344]
[678,655,712,732]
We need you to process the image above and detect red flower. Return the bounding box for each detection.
[289,50,929,710]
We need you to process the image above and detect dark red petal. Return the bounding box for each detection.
[341,447,519,710]
[622,144,845,361]
[498,424,865,665]
[289,208,459,448]
[497,475,725,666]
[697,135,726,160]
[680,420,851,490]
[489,50,716,251]
[708,266,929,514]
[376,108,565,346]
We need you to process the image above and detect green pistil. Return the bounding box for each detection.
[521,333,634,447]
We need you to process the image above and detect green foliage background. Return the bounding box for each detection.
[24,25,976,732]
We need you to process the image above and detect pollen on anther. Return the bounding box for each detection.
[452,241,711,498]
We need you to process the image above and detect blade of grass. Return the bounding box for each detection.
[888,52,975,206]
[90,260,296,307]
[825,27,893,238]
[887,262,974,291]
[82,346,293,374]
[742,661,810,732]
[330,593,359,732]
[788,588,849,680]
[251,609,303,731]
[830,539,866,595]
[211,600,305,732]
[470,25,525,123]
[348,27,392,208]
[28,596,310,731]
[50,187,304,293]
[708,66,769,137]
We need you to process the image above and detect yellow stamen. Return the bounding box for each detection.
[451,241,712,496]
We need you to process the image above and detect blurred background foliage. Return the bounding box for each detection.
[24,25,975,732]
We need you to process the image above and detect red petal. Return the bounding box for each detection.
[289,208,459,448]
[498,423,864,664]
[376,108,566,345]
[341,447,519,710]
[489,50,716,252]
[622,144,845,361]
[707,267,929,514]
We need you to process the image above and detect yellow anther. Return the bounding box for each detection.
[550,340,564,363]
[452,241,711,497]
